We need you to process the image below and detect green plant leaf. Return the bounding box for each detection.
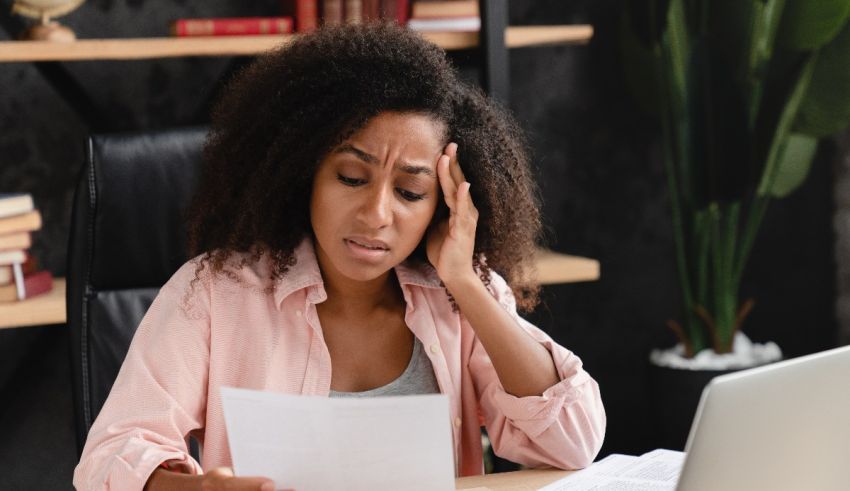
[767,133,818,197]
[794,21,850,137]
[757,53,817,196]
[776,0,850,50]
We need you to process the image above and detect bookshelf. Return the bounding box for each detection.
[0,249,598,329]
[1,7,598,330]
[0,25,592,62]
[534,249,600,285]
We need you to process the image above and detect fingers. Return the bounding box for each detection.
[445,142,466,185]
[437,154,457,210]
[438,142,471,213]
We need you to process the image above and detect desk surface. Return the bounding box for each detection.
[456,469,574,490]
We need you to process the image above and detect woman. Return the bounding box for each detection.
[74,22,605,490]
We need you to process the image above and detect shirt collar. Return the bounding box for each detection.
[272,236,445,310]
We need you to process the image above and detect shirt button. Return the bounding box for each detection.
[296,310,303,317]
[430,344,439,355]
[454,417,462,428]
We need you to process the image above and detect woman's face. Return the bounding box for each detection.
[310,111,445,283]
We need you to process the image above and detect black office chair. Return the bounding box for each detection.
[66,126,208,457]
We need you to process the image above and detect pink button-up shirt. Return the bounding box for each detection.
[74,238,605,490]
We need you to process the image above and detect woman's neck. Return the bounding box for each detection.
[315,251,404,317]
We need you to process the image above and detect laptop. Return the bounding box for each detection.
[676,345,850,491]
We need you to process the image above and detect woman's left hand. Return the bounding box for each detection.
[426,142,479,285]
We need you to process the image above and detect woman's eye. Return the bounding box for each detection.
[397,189,425,202]
[337,174,366,186]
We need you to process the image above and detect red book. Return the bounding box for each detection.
[0,270,53,302]
[380,0,409,24]
[170,17,294,36]
[397,0,410,24]
[281,0,319,32]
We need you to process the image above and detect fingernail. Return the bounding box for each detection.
[261,483,275,491]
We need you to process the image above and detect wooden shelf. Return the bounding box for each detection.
[0,248,596,329]
[0,25,592,62]
[534,248,600,285]
[0,278,66,329]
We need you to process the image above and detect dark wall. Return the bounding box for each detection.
[0,0,838,486]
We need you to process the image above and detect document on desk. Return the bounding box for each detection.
[539,449,685,491]
[220,387,455,491]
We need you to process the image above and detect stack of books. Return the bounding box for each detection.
[407,0,479,32]
[170,1,412,37]
[0,193,52,303]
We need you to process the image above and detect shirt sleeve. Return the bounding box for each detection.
[73,261,210,490]
[467,270,606,470]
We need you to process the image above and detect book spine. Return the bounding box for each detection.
[363,0,380,20]
[172,18,294,36]
[411,0,478,19]
[23,270,53,299]
[323,0,344,25]
[344,0,363,23]
[396,0,409,25]
[0,231,31,251]
[0,210,42,235]
[296,0,319,32]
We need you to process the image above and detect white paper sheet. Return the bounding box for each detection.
[220,387,455,491]
[538,449,685,491]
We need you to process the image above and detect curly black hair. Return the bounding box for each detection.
[185,22,543,311]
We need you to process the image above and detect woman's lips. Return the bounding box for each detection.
[344,238,390,262]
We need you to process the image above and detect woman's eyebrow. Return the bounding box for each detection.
[335,143,436,179]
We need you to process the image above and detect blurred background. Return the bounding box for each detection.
[0,0,846,488]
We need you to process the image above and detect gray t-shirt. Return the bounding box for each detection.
[329,336,441,398]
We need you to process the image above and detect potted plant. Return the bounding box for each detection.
[621,0,850,448]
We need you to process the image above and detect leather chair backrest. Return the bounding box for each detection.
[66,127,207,455]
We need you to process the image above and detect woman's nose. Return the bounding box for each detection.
[357,185,393,229]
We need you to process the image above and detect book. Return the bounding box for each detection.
[363,0,380,20]
[407,15,479,31]
[281,0,319,32]
[0,270,53,302]
[170,17,294,36]
[411,0,477,19]
[0,231,31,251]
[0,193,34,219]
[344,0,362,23]
[322,0,344,25]
[379,0,409,24]
[0,249,26,266]
[0,255,38,286]
[0,210,42,235]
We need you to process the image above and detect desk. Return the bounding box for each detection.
[456,469,574,490]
